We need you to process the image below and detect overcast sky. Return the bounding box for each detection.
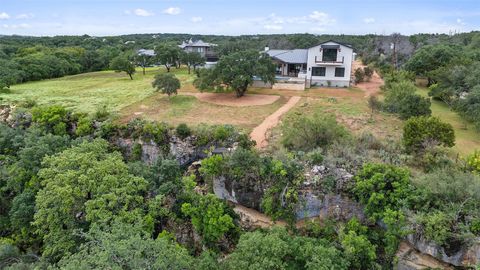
[0,0,479,36]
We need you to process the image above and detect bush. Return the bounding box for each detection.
[176,123,192,139]
[467,150,480,173]
[383,81,420,114]
[31,105,69,135]
[403,116,455,154]
[306,148,324,165]
[354,68,365,83]
[181,194,235,245]
[94,104,110,121]
[353,163,412,220]
[213,125,235,141]
[75,117,94,137]
[363,66,374,81]
[281,113,350,151]
[397,94,431,119]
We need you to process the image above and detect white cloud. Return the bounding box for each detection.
[456,18,466,25]
[163,7,181,15]
[309,11,335,25]
[2,23,31,29]
[264,24,283,30]
[363,17,375,24]
[191,16,202,23]
[16,13,34,19]
[133,8,154,17]
[0,12,10,19]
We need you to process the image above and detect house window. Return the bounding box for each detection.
[312,67,326,76]
[322,48,337,62]
[335,67,345,77]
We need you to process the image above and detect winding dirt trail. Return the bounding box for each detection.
[250,96,301,149]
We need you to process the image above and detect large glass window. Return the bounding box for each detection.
[312,67,326,76]
[322,48,337,62]
[335,67,345,77]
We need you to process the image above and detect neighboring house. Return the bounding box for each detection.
[137,49,155,57]
[264,40,354,88]
[178,39,218,62]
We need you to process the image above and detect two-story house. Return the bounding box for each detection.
[178,39,218,62]
[305,41,353,88]
[264,40,354,88]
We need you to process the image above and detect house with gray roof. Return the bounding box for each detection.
[179,39,218,62]
[264,40,354,88]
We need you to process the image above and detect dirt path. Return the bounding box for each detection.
[250,96,301,149]
[180,92,280,107]
[352,60,384,97]
[233,204,287,228]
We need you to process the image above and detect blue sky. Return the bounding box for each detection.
[0,0,479,36]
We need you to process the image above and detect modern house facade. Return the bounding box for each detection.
[265,40,354,88]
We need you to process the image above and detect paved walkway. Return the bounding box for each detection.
[250,96,301,149]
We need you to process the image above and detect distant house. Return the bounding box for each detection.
[178,39,218,63]
[137,49,155,57]
[264,40,354,88]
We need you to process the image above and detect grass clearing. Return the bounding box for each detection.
[1,67,196,114]
[416,87,480,156]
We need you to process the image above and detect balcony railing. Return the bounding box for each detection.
[315,56,344,64]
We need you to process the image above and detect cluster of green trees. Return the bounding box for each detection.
[403,33,480,129]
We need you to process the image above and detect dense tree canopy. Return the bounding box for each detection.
[33,139,147,260]
[194,50,275,97]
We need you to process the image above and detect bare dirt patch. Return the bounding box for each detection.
[352,60,384,97]
[182,92,280,107]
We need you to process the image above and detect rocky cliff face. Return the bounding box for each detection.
[403,234,480,268]
[114,135,211,167]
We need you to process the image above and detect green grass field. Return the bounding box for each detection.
[1,67,196,114]
[417,87,480,156]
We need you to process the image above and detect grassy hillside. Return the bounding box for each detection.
[417,87,480,156]
[1,67,195,113]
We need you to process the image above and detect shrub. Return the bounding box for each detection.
[422,211,452,245]
[31,105,69,135]
[383,81,417,113]
[94,104,110,121]
[176,123,192,139]
[281,113,350,151]
[363,66,374,81]
[354,68,365,83]
[131,143,143,161]
[403,116,455,154]
[213,125,235,141]
[75,117,94,137]
[397,94,431,119]
[142,122,170,146]
[181,194,235,245]
[353,163,412,220]
[306,148,324,165]
[466,150,480,173]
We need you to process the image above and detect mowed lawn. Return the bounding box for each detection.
[119,94,288,132]
[417,87,480,156]
[1,67,197,113]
